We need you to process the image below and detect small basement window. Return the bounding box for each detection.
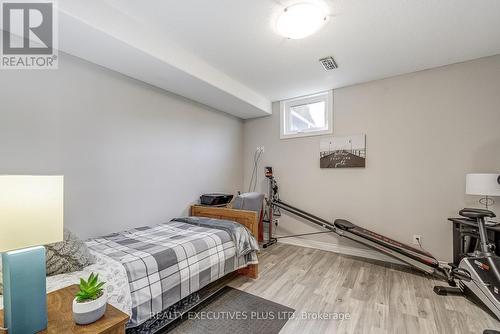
[280,91,333,139]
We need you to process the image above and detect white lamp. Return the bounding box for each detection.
[0,175,64,334]
[466,173,500,210]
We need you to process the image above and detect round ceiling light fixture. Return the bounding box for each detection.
[276,2,328,39]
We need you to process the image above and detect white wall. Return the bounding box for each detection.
[0,53,244,239]
[244,55,500,261]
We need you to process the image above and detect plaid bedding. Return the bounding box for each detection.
[87,219,258,328]
[173,217,259,257]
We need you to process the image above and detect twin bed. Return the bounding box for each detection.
[0,205,260,333]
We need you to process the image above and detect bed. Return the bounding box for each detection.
[0,206,259,333]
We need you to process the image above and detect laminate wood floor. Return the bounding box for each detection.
[228,243,500,334]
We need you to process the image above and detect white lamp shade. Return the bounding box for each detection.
[0,175,64,252]
[466,173,500,197]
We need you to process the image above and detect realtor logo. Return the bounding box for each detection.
[1,0,58,69]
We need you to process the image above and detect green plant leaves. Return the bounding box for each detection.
[75,272,106,303]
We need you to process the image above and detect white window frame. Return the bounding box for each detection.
[280,90,333,139]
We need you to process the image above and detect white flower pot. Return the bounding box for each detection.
[72,289,107,325]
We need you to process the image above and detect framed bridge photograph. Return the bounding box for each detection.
[320,134,366,168]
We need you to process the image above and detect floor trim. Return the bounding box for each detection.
[277,236,405,265]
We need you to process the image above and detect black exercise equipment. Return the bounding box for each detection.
[264,168,500,324]
[262,167,278,248]
[435,208,500,320]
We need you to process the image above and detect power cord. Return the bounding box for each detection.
[248,148,263,192]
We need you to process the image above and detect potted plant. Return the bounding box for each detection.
[72,272,107,325]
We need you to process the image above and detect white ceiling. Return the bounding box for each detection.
[58,0,500,118]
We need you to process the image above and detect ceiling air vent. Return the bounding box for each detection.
[319,56,338,71]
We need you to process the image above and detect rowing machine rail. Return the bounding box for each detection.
[270,198,451,281]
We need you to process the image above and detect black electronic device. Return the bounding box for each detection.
[200,193,233,206]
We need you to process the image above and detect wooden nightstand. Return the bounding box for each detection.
[0,285,129,334]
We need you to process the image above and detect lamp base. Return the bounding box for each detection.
[2,246,48,334]
[479,195,495,210]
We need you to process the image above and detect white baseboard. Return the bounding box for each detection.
[277,236,405,265]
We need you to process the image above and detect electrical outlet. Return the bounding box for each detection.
[256,146,265,153]
[413,235,422,245]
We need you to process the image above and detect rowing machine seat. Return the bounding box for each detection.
[334,219,356,231]
[459,208,496,220]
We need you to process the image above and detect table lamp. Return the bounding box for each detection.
[466,173,500,210]
[0,175,63,334]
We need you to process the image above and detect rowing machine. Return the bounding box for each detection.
[264,168,500,323]
[263,168,456,281]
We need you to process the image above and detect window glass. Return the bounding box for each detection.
[289,101,326,132]
[280,91,332,139]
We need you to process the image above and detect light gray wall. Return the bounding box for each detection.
[0,53,244,239]
[244,55,500,261]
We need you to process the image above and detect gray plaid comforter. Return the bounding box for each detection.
[173,217,259,257]
[87,218,259,328]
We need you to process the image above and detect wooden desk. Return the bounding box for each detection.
[0,285,129,334]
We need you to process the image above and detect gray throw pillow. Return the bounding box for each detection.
[45,229,96,276]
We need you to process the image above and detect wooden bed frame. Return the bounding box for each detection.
[191,205,259,279]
